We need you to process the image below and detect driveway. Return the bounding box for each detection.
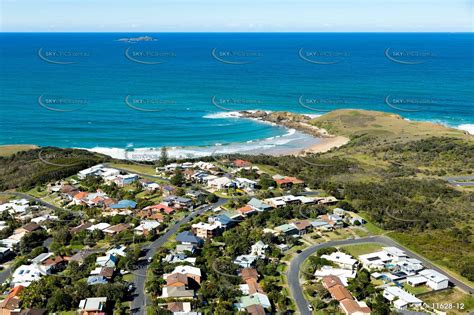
[287,236,474,315]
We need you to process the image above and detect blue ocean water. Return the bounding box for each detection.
[0,33,473,154]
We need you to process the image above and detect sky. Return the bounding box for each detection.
[1,0,473,32]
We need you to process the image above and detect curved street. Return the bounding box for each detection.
[287,236,474,315]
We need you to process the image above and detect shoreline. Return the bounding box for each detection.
[0,111,350,160]
[86,110,350,159]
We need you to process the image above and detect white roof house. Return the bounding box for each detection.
[250,241,268,258]
[406,275,428,287]
[87,223,111,232]
[234,255,257,268]
[0,199,30,214]
[419,269,449,290]
[134,220,160,234]
[314,266,356,286]
[11,264,48,287]
[31,214,59,225]
[383,286,422,309]
[359,251,393,270]
[78,164,105,179]
[321,252,358,269]
[383,247,408,259]
[78,297,107,312]
[167,265,202,278]
[208,177,235,189]
[106,245,127,257]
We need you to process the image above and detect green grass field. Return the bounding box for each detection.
[340,243,383,257]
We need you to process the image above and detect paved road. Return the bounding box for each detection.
[287,236,474,315]
[130,197,227,314]
[444,176,474,187]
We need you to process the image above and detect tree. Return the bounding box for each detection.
[160,146,168,166]
[47,290,73,312]
[170,169,185,186]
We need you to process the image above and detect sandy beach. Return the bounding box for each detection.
[295,135,350,155]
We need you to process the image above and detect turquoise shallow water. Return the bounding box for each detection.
[0,33,473,154]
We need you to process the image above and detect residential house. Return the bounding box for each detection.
[163,196,192,209]
[96,254,117,268]
[247,198,272,212]
[264,195,301,208]
[185,190,207,203]
[237,293,271,312]
[176,231,203,246]
[163,253,196,265]
[418,269,449,290]
[103,223,130,235]
[191,222,222,239]
[87,223,111,232]
[78,297,107,315]
[15,222,41,235]
[11,264,48,287]
[166,302,194,314]
[30,214,58,225]
[315,266,356,286]
[274,176,304,189]
[321,252,358,270]
[234,255,257,268]
[70,222,93,234]
[383,286,422,309]
[109,200,137,210]
[106,245,127,258]
[140,179,160,191]
[208,177,236,190]
[322,276,372,315]
[234,159,251,168]
[311,220,333,231]
[208,214,234,229]
[320,214,344,229]
[316,196,339,205]
[333,208,346,217]
[143,204,174,215]
[87,275,109,286]
[113,174,139,187]
[290,220,312,235]
[176,244,196,255]
[274,224,299,236]
[237,205,256,216]
[0,285,24,314]
[161,285,195,299]
[166,266,202,284]
[250,241,268,258]
[134,220,160,235]
[235,177,257,190]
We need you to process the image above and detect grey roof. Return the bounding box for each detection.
[248,198,272,210]
[176,231,203,244]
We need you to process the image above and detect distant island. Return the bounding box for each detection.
[116,35,157,43]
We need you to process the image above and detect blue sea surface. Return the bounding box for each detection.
[0,33,473,153]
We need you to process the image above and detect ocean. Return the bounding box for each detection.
[0,33,473,158]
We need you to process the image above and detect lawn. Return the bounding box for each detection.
[324,229,352,241]
[123,273,134,282]
[110,163,158,176]
[340,243,383,257]
[26,187,49,198]
[402,283,431,295]
[421,288,474,315]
